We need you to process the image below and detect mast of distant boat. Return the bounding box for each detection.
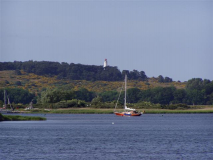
[4,90,7,109]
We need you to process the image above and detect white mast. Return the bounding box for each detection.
[8,97,13,110]
[124,74,127,109]
[4,90,7,108]
[124,75,135,111]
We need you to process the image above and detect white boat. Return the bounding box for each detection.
[24,101,34,110]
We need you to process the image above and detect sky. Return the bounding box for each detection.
[0,0,212,82]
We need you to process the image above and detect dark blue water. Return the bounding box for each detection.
[0,114,213,160]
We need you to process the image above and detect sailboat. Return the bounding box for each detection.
[24,101,34,110]
[114,75,142,116]
[0,90,15,113]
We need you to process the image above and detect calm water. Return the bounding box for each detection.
[0,114,213,160]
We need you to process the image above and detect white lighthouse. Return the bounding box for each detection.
[103,59,107,70]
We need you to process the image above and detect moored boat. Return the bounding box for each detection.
[114,110,142,116]
[114,75,143,116]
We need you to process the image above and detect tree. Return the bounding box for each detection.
[209,93,213,105]
[139,89,153,102]
[187,89,204,105]
[5,80,9,84]
[186,78,203,90]
[15,69,22,75]
[129,70,139,80]
[158,75,164,83]
[145,82,150,89]
[0,88,35,104]
[173,89,186,104]
[15,81,22,86]
[75,88,95,102]
[150,87,175,104]
[99,91,118,102]
[61,91,75,101]
[0,61,148,81]
[164,77,173,82]
[127,88,141,103]
[122,70,130,79]
[91,96,102,105]
[139,71,147,81]
[0,100,3,108]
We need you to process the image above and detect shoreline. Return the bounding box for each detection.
[7,107,213,114]
[0,113,46,121]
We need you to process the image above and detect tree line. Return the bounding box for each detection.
[99,78,213,105]
[0,61,148,81]
[0,88,35,105]
[1,78,213,106]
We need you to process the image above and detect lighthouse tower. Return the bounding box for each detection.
[103,59,107,70]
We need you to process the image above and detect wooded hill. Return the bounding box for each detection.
[0,61,149,81]
[0,61,213,106]
[0,70,183,93]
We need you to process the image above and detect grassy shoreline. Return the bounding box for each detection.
[22,107,213,114]
[0,113,46,121]
[143,109,213,114]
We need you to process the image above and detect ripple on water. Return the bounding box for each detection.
[0,114,213,160]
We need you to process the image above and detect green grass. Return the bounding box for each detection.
[0,113,46,121]
[17,105,213,114]
[144,109,213,114]
[29,109,213,114]
[51,109,113,114]
[31,109,114,114]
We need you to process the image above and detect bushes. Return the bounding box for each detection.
[0,113,4,121]
[161,104,190,110]
[55,99,86,108]
[0,114,46,121]
[91,102,115,109]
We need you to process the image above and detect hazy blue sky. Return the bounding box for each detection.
[1,0,212,81]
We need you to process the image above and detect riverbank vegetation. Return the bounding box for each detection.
[13,104,213,114]
[0,113,46,121]
[0,61,213,114]
[21,105,213,114]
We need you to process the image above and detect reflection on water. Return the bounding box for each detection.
[0,114,213,160]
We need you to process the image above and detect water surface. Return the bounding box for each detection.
[0,114,213,160]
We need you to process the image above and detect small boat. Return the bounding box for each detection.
[0,90,17,113]
[24,101,34,110]
[114,75,142,116]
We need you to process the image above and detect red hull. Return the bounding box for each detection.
[115,112,124,116]
[114,112,142,116]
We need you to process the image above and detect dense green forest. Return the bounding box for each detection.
[0,61,148,81]
[0,61,212,106]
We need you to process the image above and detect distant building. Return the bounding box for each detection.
[104,59,107,69]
